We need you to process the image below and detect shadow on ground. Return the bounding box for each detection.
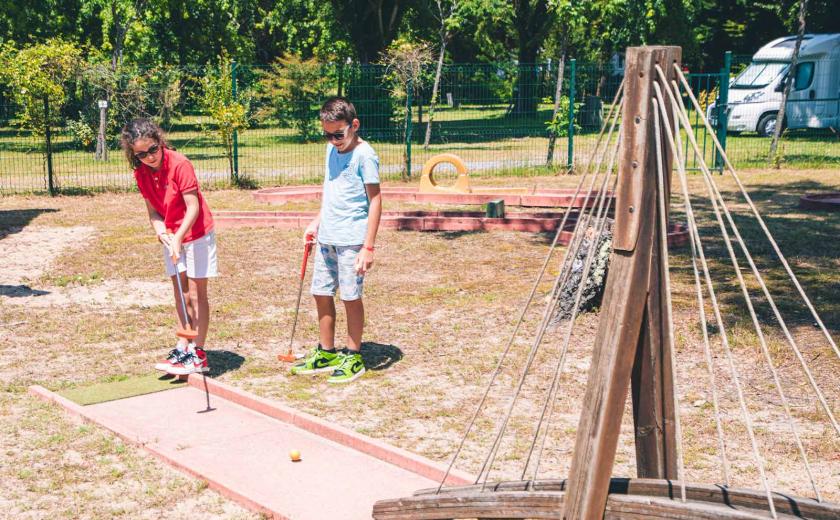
[0,208,59,240]
[360,341,403,371]
[0,285,50,297]
[206,350,246,377]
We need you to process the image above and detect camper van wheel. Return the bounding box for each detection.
[757,112,779,137]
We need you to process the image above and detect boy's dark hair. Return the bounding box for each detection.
[320,96,357,124]
[120,118,168,169]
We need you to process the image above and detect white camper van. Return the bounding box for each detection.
[708,33,840,136]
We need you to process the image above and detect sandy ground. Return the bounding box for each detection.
[1,169,838,517]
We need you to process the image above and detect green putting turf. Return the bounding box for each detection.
[58,373,187,406]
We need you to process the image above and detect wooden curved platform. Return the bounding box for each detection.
[373,478,839,519]
[799,193,840,212]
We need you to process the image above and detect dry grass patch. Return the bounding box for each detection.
[1,169,838,516]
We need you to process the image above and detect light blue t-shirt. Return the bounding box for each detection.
[317,141,380,246]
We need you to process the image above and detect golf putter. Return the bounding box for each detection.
[278,233,315,362]
[171,251,198,342]
[171,250,216,413]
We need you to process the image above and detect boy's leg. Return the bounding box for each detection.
[314,295,337,349]
[343,297,364,351]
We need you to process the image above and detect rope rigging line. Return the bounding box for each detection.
[476,124,624,489]
[665,69,840,440]
[657,83,732,487]
[434,81,625,493]
[651,99,687,503]
[521,141,621,485]
[653,78,778,519]
[661,68,825,500]
[673,65,840,364]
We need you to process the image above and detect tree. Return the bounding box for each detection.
[256,55,331,141]
[769,0,808,167]
[199,56,250,186]
[510,0,555,114]
[329,0,410,63]
[0,39,81,134]
[423,0,464,149]
[380,39,433,179]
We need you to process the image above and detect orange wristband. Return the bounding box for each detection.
[363,246,375,252]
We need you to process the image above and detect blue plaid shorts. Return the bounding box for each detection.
[310,243,365,301]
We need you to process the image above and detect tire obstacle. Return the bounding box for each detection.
[372,46,840,520]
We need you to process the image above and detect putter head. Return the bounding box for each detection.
[176,328,199,340]
[277,353,297,362]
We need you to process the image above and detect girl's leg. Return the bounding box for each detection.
[187,277,209,347]
[343,298,364,351]
[314,295,337,349]
[170,272,191,344]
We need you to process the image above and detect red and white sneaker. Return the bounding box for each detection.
[166,346,210,375]
[154,343,191,372]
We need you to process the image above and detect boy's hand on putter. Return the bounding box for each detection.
[303,223,318,244]
[170,235,182,260]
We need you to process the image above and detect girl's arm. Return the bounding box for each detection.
[145,199,172,249]
[170,190,200,259]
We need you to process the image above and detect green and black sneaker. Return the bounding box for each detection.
[327,350,366,384]
[290,345,342,375]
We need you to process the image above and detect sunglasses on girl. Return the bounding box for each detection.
[134,144,161,160]
[323,125,351,141]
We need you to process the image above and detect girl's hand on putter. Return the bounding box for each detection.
[170,235,183,261]
[157,231,173,249]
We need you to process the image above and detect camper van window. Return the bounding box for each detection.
[793,62,814,90]
[732,62,788,89]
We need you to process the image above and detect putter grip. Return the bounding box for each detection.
[300,242,313,279]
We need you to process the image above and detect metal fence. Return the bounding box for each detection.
[1,54,838,195]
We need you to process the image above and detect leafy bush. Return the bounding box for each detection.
[67,116,96,150]
[198,55,250,186]
[256,55,330,142]
[544,95,580,137]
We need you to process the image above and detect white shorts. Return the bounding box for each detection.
[162,231,219,278]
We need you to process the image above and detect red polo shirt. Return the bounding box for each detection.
[134,148,214,243]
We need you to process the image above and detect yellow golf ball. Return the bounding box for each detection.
[289,449,301,462]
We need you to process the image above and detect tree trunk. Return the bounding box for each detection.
[424,40,446,149]
[545,51,567,165]
[512,47,539,115]
[769,0,809,166]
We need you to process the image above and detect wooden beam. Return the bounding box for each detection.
[562,46,681,520]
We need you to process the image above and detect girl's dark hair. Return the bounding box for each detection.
[120,118,168,169]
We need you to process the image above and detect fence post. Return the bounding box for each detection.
[715,51,731,172]
[404,78,413,179]
[567,59,577,170]
[231,60,240,183]
[43,96,56,196]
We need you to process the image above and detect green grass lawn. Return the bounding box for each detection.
[1,104,838,194]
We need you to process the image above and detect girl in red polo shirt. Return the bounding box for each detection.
[120,118,217,375]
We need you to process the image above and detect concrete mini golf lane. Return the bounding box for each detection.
[33,384,448,520]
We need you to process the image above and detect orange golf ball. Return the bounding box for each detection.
[289,449,301,462]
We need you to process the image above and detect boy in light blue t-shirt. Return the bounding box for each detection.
[290,97,382,384]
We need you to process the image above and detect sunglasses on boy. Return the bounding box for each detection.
[134,143,161,160]
[323,125,351,141]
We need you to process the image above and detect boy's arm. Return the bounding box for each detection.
[304,211,321,243]
[356,183,381,274]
